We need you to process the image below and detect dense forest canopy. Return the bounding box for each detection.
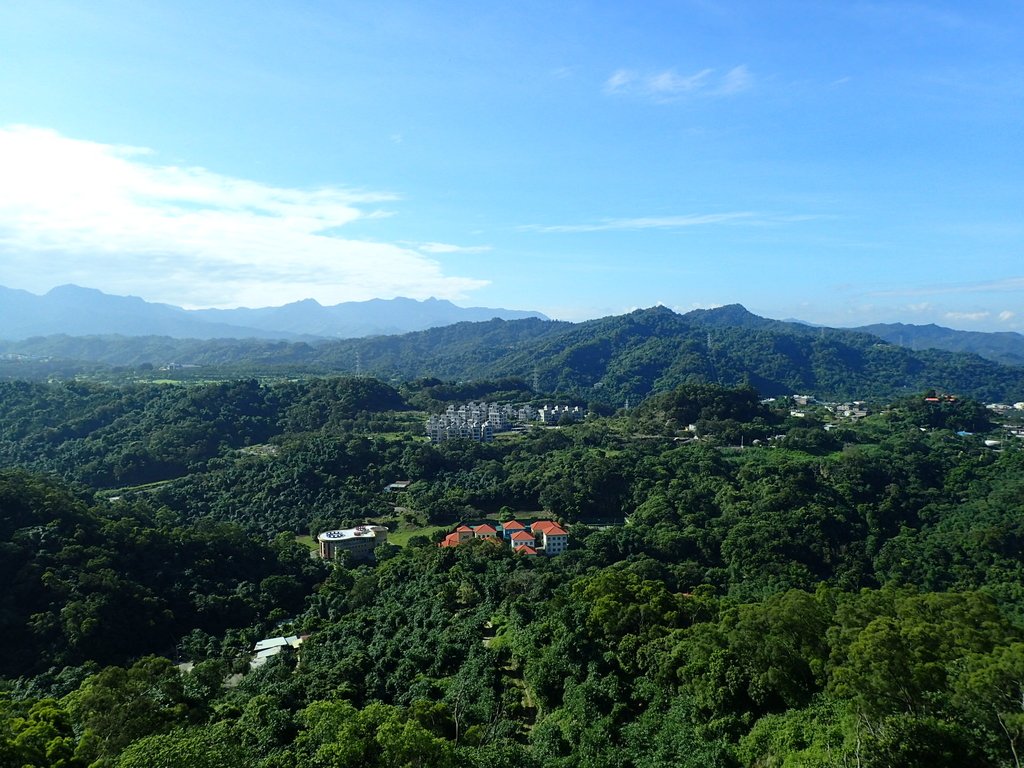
[2,373,1024,766]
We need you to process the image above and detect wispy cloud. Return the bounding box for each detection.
[0,125,487,307]
[523,211,819,233]
[415,242,492,254]
[604,65,752,102]
[945,310,991,322]
[869,276,1024,298]
[718,65,753,95]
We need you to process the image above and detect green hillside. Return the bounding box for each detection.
[4,306,1024,403]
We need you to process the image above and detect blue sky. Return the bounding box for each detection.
[1,1,1022,331]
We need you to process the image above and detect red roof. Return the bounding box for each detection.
[439,533,461,548]
[531,520,558,534]
[543,524,568,537]
[514,545,538,555]
[502,520,526,531]
[474,524,498,534]
[510,531,534,542]
[456,525,474,532]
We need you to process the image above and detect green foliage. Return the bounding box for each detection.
[294,700,458,768]
[0,376,407,487]
[7,305,1024,402]
[2,378,1024,767]
[0,469,325,677]
[64,656,199,764]
[0,695,84,768]
[115,723,246,768]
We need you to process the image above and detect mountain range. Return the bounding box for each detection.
[4,284,1024,370]
[3,302,1024,404]
[0,284,547,340]
[851,322,1024,367]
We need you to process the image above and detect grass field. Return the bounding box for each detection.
[387,524,450,547]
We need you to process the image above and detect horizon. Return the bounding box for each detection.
[6,281,1023,337]
[1,3,1022,331]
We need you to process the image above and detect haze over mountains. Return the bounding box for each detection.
[4,284,1024,372]
[4,284,1024,368]
[4,299,1024,404]
[0,284,548,340]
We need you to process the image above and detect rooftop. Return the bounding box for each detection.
[317,525,387,542]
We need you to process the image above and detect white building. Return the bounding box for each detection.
[250,635,304,669]
[317,525,389,561]
[537,405,585,424]
[530,520,569,555]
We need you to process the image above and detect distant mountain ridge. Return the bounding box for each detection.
[0,285,548,340]
[4,303,1024,403]
[851,322,1024,367]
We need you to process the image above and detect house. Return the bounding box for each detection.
[440,527,475,547]
[438,519,568,555]
[500,520,527,540]
[509,530,536,548]
[317,525,389,561]
[537,405,585,424]
[473,523,498,540]
[386,480,412,492]
[250,635,304,669]
[531,520,569,555]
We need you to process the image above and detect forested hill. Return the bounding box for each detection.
[4,305,1024,402]
[853,321,1024,367]
[4,383,1024,766]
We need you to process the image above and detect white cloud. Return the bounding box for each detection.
[945,311,991,322]
[523,211,817,233]
[999,310,1015,322]
[718,65,753,95]
[0,125,488,307]
[604,69,636,94]
[604,65,751,101]
[416,242,493,254]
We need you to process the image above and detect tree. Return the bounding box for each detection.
[115,723,246,768]
[953,643,1024,768]
[64,656,198,764]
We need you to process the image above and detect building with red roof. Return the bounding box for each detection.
[500,520,527,540]
[439,532,461,548]
[473,523,498,539]
[437,520,567,554]
[531,520,569,555]
[509,530,536,548]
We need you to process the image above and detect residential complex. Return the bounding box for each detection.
[440,519,568,556]
[537,405,585,424]
[426,401,586,443]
